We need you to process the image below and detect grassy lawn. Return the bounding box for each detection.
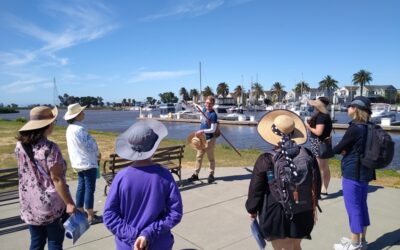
[1,119,399,188]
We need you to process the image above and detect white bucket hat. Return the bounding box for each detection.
[115,119,168,161]
[63,103,87,121]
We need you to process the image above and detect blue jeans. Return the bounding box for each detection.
[76,168,97,209]
[29,218,65,250]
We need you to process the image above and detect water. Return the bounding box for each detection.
[2,109,400,170]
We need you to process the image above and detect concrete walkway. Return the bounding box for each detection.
[1,167,399,250]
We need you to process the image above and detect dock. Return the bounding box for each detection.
[138,116,400,132]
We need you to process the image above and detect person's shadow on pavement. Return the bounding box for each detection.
[367,228,400,250]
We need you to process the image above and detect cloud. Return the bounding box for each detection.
[1,77,51,93]
[128,70,196,83]
[0,2,117,67]
[140,0,225,21]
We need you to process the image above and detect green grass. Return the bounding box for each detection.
[1,120,399,188]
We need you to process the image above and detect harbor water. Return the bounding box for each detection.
[1,109,400,170]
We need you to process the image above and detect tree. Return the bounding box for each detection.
[202,86,214,99]
[319,75,339,102]
[352,69,372,97]
[190,89,199,103]
[179,87,190,101]
[233,85,243,105]
[159,92,178,103]
[271,82,284,102]
[216,82,229,97]
[252,82,264,103]
[146,97,156,105]
[294,81,310,99]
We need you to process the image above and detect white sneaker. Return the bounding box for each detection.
[340,237,368,250]
[333,241,362,250]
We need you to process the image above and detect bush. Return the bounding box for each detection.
[15,117,27,123]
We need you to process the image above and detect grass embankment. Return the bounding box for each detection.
[1,120,399,188]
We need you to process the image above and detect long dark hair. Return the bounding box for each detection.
[16,125,50,145]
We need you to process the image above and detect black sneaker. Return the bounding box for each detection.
[89,215,103,225]
[208,174,215,184]
[187,174,199,182]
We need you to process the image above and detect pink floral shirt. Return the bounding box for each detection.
[15,139,67,225]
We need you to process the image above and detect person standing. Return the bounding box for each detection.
[305,97,333,196]
[246,110,319,250]
[187,95,218,184]
[16,106,75,250]
[64,103,102,225]
[332,96,375,250]
[103,120,183,250]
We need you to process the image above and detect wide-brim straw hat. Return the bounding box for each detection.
[308,99,328,114]
[115,119,168,161]
[257,109,307,146]
[19,106,58,132]
[187,132,207,150]
[64,103,87,120]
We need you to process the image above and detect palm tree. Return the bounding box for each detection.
[251,82,264,104]
[216,82,229,97]
[189,89,199,103]
[202,86,214,99]
[318,75,339,102]
[233,85,243,105]
[352,70,372,97]
[179,87,189,101]
[294,81,310,99]
[271,82,285,102]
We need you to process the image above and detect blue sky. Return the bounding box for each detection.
[0,0,399,106]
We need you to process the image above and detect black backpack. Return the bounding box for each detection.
[360,123,394,169]
[267,145,321,219]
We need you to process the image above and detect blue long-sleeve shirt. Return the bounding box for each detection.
[103,165,183,250]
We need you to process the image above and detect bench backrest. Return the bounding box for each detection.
[0,168,19,189]
[153,145,185,166]
[104,144,185,174]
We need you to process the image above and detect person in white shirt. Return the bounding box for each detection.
[64,103,102,225]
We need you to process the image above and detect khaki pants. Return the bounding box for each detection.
[194,138,216,175]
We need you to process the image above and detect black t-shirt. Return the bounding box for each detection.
[310,113,332,141]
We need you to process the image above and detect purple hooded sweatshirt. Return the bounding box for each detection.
[103,165,183,250]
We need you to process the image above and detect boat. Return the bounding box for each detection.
[370,103,397,124]
[142,105,158,111]
[159,103,184,118]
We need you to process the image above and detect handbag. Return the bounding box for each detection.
[319,137,334,159]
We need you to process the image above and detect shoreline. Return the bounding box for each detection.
[0,120,399,188]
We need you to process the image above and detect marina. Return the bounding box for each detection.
[1,109,400,170]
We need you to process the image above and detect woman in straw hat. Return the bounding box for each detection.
[103,120,183,250]
[64,103,102,225]
[246,110,319,250]
[16,106,76,250]
[332,96,375,250]
[306,97,333,196]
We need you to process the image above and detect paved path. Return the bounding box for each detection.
[1,167,399,250]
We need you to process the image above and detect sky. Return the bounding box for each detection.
[0,0,399,106]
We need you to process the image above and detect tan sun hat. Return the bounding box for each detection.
[257,109,307,146]
[63,103,87,120]
[19,106,58,132]
[187,132,207,150]
[308,99,328,114]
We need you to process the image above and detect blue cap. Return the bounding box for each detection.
[348,96,372,114]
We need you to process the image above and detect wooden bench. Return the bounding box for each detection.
[0,168,19,205]
[0,168,28,235]
[102,144,185,195]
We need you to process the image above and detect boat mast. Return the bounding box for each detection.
[199,61,202,103]
[53,77,58,107]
